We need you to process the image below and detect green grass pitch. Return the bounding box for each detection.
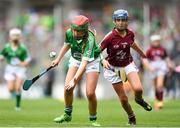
[0,98,180,127]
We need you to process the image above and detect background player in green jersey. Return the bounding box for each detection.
[51,15,101,126]
[0,28,31,110]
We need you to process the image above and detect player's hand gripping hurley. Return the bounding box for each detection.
[23,66,53,90]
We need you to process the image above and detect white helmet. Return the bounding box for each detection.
[9,28,22,37]
[150,35,161,42]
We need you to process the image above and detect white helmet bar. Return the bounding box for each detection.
[150,35,161,42]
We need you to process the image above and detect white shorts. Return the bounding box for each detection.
[103,62,138,84]
[150,60,168,79]
[69,57,100,73]
[4,65,27,81]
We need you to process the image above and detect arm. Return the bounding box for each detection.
[18,59,30,66]
[0,55,4,61]
[100,53,110,69]
[52,43,71,67]
[65,59,88,90]
[99,33,111,68]
[0,48,5,61]
[141,58,154,71]
[131,42,146,58]
[74,59,88,81]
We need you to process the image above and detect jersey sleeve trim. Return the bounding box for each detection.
[64,42,71,44]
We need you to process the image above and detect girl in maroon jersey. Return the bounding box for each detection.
[100,9,152,125]
[143,35,173,110]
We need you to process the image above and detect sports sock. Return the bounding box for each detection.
[64,106,72,116]
[89,115,97,121]
[134,90,143,100]
[128,113,135,118]
[155,89,163,101]
[16,93,21,108]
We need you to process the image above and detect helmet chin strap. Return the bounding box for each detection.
[74,36,83,40]
[115,24,126,32]
[117,28,125,32]
[73,30,88,40]
[73,33,84,40]
[12,39,19,44]
[116,27,126,33]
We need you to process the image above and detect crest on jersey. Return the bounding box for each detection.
[121,42,128,48]
[116,50,126,59]
[113,44,119,49]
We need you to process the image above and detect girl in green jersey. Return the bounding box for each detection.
[51,15,101,126]
[0,28,31,110]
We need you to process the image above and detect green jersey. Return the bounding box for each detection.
[0,43,30,65]
[65,29,101,61]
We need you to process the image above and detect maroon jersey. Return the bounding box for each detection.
[146,46,167,61]
[100,28,134,67]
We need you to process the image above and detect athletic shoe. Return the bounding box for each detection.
[53,113,72,123]
[135,98,152,111]
[90,120,101,127]
[128,115,136,125]
[154,100,163,110]
[15,107,21,111]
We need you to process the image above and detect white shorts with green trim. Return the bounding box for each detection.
[103,62,138,84]
[4,64,27,81]
[69,56,100,73]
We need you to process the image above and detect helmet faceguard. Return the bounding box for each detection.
[150,35,161,42]
[112,9,128,20]
[9,28,22,44]
[71,23,89,31]
[150,35,161,47]
[112,9,128,32]
[71,15,89,40]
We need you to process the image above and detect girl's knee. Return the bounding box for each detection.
[65,88,74,94]
[86,92,96,100]
[15,86,21,93]
[120,95,128,103]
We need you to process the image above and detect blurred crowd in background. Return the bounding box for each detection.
[0,0,179,99]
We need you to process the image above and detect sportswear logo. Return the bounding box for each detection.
[121,42,128,48]
[77,39,82,44]
[113,45,119,49]
[74,53,82,59]
[116,50,126,59]
[121,42,128,45]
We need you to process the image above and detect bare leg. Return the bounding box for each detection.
[86,72,99,120]
[53,67,78,123]
[64,66,78,108]
[156,75,165,99]
[7,80,15,92]
[15,77,23,93]
[154,75,165,109]
[112,82,134,116]
[7,80,15,97]
[127,71,152,111]
[127,72,143,100]
[112,82,136,125]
